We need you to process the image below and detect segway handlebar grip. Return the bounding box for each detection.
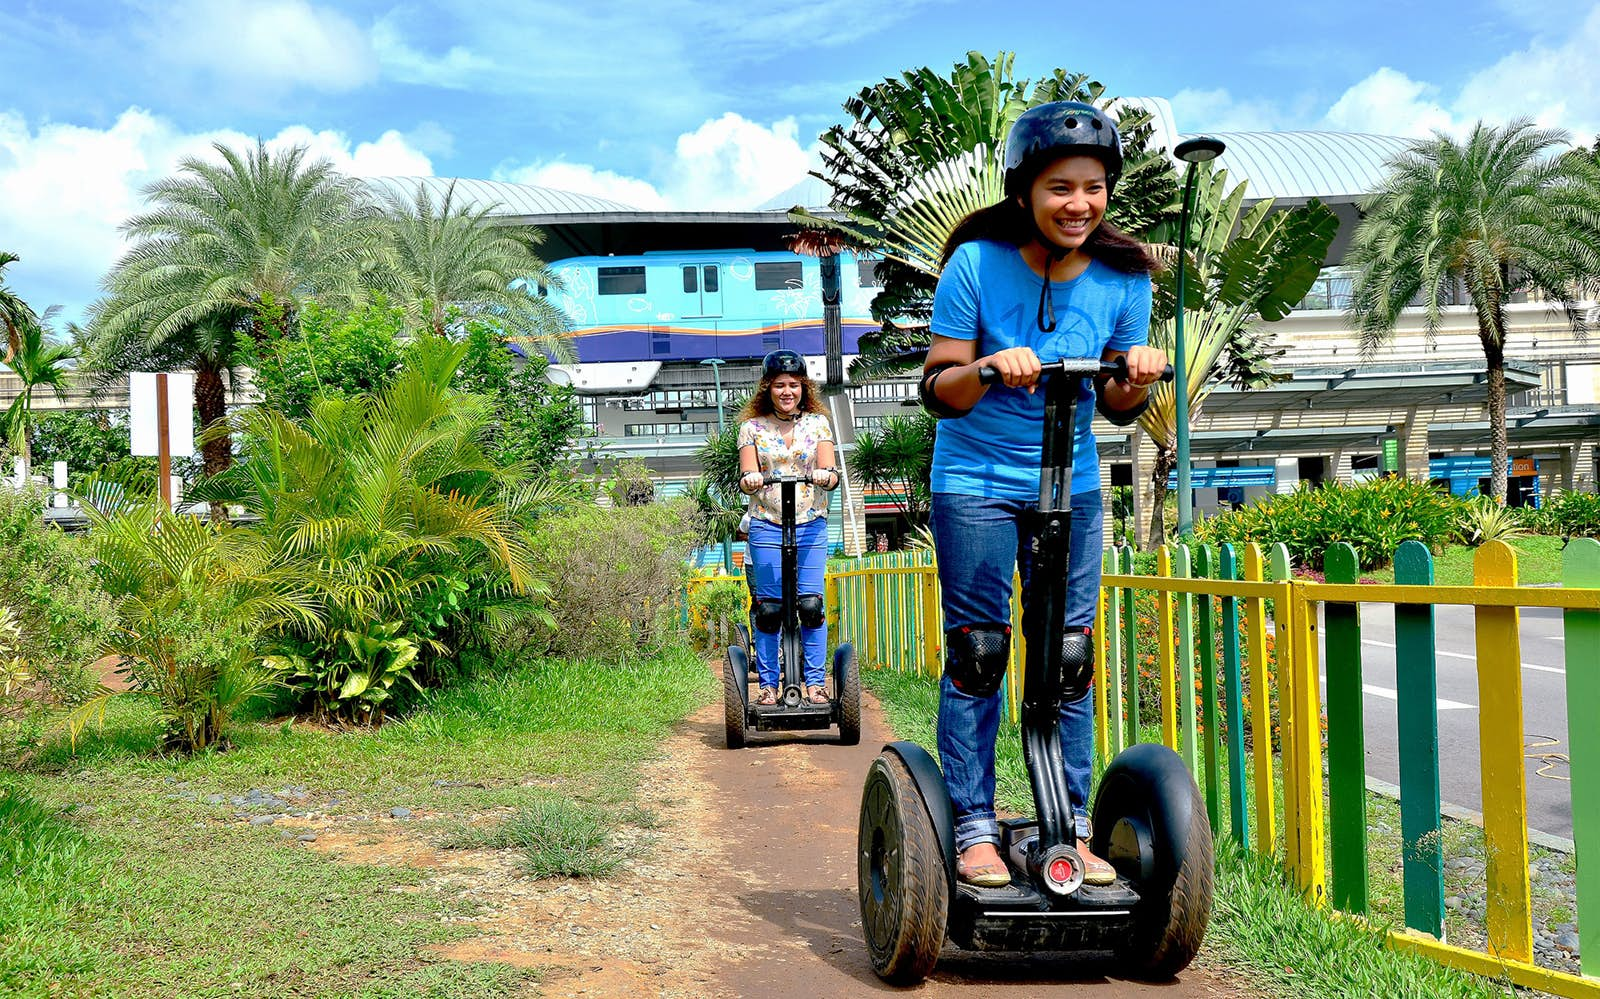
[761,472,804,485]
[976,358,1177,385]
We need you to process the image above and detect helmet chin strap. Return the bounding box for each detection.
[1035,241,1068,334]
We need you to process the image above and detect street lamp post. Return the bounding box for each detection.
[700,357,734,573]
[1172,136,1226,539]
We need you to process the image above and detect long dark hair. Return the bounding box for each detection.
[939,196,1153,275]
[736,370,827,422]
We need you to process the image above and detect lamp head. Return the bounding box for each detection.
[1175,136,1226,164]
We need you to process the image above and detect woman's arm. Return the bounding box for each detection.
[922,335,1045,417]
[812,439,840,489]
[738,440,764,494]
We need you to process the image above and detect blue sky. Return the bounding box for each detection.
[4,0,1599,323]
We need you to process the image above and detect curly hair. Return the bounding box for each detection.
[737,369,827,422]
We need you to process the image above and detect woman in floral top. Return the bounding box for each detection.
[736,349,839,705]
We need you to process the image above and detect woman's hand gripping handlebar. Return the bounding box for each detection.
[977,356,1176,386]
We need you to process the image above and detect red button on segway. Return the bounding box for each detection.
[1049,858,1072,883]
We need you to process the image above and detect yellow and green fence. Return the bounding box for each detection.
[691,536,1600,997]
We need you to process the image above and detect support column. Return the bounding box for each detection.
[1274,456,1300,495]
[1100,454,1114,548]
[1576,439,1598,494]
[1330,449,1355,487]
[1398,415,1431,482]
[1132,425,1160,550]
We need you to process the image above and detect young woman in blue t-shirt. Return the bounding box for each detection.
[919,102,1169,888]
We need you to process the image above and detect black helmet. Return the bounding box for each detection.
[1003,101,1123,199]
[761,349,805,378]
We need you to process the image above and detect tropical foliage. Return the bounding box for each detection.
[375,180,571,357]
[0,311,78,480]
[0,251,41,366]
[1138,165,1339,546]
[850,413,936,528]
[192,336,545,722]
[249,298,406,421]
[1347,119,1600,502]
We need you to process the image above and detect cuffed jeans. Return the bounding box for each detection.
[747,517,828,688]
[932,489,1102,853]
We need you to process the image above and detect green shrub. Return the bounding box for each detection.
[1195,477,1460,570]
[688,577,750,650]
[1456,495,1527,545]
[1542,489,1600,538]
[526,499,701,661]
[0,488,113,701]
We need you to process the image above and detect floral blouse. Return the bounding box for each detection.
[737,412,835,525]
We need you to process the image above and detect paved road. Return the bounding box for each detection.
[1317,602,1576,840]
[698,685,1248,997]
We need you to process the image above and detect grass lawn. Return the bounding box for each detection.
[1359,535,1569,585]
[862,666,1533,999]
[1,648,714,998]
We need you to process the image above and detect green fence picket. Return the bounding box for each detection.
[1176,544,1199,776]
[1393,540,1443,939]
[1121,545,1139,748]
[1564,538,1600,976]
[1323,542,1368,914]
[1219,543,1248,848]
[1105,549,1126,758]
[1195,544,1222,835]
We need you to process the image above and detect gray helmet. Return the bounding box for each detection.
[761,349,805,378]
[1003,101,1123,198]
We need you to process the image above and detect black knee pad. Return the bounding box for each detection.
[753,599,784,634]
[945,623,1012,698]
[797,593,824,629]
[1060,628,1095,702]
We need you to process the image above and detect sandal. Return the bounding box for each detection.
[807,684,830,704]
[755,687,777,706]
[956,846,1012,888]
[1079,844,1116,886]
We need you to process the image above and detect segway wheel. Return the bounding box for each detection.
[723,644,749,750]
[1091,743,1214,979]
[834,643,861,746]
[735,623,756,680]
[858,753,947,984]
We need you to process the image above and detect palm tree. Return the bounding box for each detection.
[1,310,79,481]
[1139,165,1338,546]
[1347,120,1600,502]
[92,140,381,347]
[796,51,1179,380]
[375,180,573,360]
[0,252,41,365]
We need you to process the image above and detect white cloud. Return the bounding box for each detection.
[0,108,432,323]
[1455,4,1600,139]
[151,0,378,93]
[499,161,670,210]
[1323,68,1462,138]
[369,16,496,89]
[1169,88,1286,134]
[498,113,817,212]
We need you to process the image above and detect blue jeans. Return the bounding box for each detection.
[932,490,1102,853]
[747,517,828,688]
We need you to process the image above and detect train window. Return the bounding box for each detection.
[598,266,646,295]
[682,266,697,293]
[857,259,882,288]
[754,261,802,290]
[704,265,719,292]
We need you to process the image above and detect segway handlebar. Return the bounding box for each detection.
[976,357,1176,385]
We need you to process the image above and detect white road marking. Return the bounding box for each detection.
[1360,638,1565,675]
[1360,683,1474,710]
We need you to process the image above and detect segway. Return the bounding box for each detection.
[857,357,1212,984]
[724,472,862,749]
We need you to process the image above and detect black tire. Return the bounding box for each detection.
[723,645,748,750]
[835,643,861,746]
[1091,743,1214,979]
[735,623,756,679]
[858,753,947,984]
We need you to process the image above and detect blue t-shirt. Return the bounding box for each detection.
[929,239,1151,499]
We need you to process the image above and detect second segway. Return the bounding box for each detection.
[724,472,861,748]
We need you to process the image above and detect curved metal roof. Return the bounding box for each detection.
[362,176,643,216]
[1190,131,1413,203]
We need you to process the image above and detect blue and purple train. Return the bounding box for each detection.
[544,249,884,363]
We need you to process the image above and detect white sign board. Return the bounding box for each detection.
[130,372,195,458]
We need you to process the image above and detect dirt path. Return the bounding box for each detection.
[309,674,1252,998]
